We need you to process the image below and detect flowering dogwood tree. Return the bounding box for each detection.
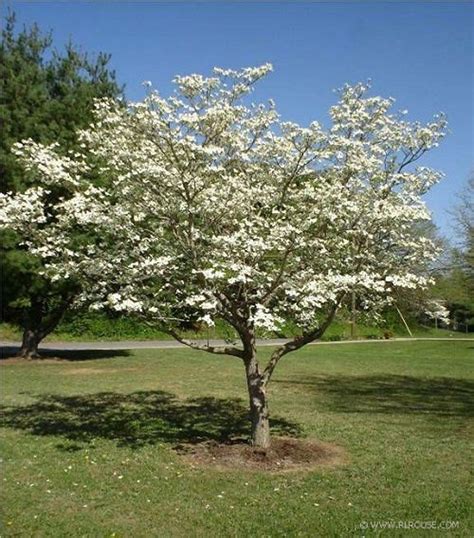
[1,65,447,447]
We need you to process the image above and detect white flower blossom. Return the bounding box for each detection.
[0,64,446,339]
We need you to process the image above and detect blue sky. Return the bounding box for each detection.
[4,1,473,237]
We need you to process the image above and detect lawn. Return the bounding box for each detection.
[1,341,473,537]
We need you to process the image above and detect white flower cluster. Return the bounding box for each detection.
[0,65,446,335]
[424,300,450,325]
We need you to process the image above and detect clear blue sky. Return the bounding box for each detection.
[4,1,473,237]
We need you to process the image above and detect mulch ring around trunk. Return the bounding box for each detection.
[176,437,347,472]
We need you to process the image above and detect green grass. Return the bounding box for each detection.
[1,341,473,536]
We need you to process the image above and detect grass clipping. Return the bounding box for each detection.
[177,437,346,472]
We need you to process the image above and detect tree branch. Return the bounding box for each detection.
[260,246,292,305]
[262,302,339,385]
[397,144,426,174]
[166,328,244,359]
[38,292,75,340]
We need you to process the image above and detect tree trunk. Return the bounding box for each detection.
[17,328,41,359]
[16,295,73,359]
[249,388,270,449]
[244,355,271,449]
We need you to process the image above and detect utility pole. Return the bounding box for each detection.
[350,236,357,339]
[395,305,413,337]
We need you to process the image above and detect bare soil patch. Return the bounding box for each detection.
[0,357,60,365]
[177,437,346,472]
[62,367,138,375]
[0,357,25,365]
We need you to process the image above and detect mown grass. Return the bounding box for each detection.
[1,341,473,537]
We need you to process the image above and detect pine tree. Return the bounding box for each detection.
[0,12,123,357]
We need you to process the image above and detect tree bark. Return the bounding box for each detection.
[244,349,270,449]
[249,383,270,449]
[16,294,73,359]
[17,328,41,359]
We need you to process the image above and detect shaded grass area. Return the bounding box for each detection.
[1,391,300,448]
[0,341,473,536]
[273,374,474,417]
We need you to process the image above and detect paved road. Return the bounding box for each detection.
[1,336,472,353]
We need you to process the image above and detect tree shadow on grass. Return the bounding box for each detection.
[0,391,301,450]
[1,346,130,361]
[274,375,474,418]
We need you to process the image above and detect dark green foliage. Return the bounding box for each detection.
[0,12,123,355]
[0,13,122,192]
[57,311,168,340]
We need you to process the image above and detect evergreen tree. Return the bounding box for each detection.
[0,12,123,357]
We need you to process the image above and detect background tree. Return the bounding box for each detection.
[385,220,450,331]
[432,174,474,330]
[0,12,123,357]
[1,65,447,447]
